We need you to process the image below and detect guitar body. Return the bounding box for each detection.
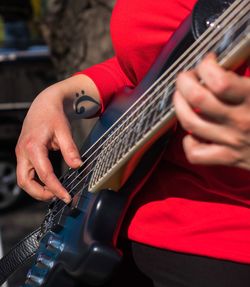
[21,1,240,286]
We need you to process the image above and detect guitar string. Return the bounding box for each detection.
[46,35,248,277]
[44,5,248,233]
[57,0,248,209]
[52,13,249,228]
[62,0,246,188]
[36,23,249,284]
[50,1,248,214]
[88,14,249,190]
[61,1,248,193]
[59,0,246,201]
[46,12,249,229]
[61,0,244,185]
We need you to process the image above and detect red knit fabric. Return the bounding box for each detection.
[77,0,250,264]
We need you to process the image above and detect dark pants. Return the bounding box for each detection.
[99,241,250,287]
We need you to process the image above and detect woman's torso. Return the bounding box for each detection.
[111,0,250,264]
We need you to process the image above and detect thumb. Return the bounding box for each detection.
[56,121,83,169]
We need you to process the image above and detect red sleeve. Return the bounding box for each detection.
[245,66,250,77]
[74,57,134,112]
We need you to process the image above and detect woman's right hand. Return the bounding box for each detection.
[15,75,101,203]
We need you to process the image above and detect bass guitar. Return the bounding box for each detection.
[0,0,249,286]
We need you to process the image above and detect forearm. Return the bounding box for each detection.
[16,74,100,202]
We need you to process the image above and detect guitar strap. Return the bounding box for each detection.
[0,227,41,285]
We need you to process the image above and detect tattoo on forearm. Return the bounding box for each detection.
[73,90,101,118]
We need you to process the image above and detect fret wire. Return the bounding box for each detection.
[136,110,148,142]
[101,145,112,175]
[158,84,175,117]
[75,130,117,189]
[106,139,119,171]
[102,138,125,178]
[131,95,160,147]
[105,134,122,174]
[102,155,111,179]
[90,161,98,186]
[145,105,158,134]
[132,110,148,147]
[123,120,138,152]
[117,122,136,160]
[133,110,145,141]
[115,133,125,158]
[95,159,105,184]
[93,145,108,184]
[118,128,130,158]
[150,89,168,125]
[118,111,146,157]
[118,127,131,153]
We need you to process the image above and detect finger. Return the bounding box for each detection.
[196,54,250,104]
[28,144,71,203]
[16,158,55,201]
[183,135,241,167]
[176,70,232,122]
[173,91,242,147]
[55,119,83,168]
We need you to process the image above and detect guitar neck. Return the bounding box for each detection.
[88,0,249,193]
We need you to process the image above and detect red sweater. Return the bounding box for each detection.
[78,0,250,264]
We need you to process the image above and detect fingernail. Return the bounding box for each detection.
[73,158,83,166]
[62,196,71,204]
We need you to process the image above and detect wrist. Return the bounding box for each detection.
[60,74,102,120]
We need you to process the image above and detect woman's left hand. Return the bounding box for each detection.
[173,54,250,170]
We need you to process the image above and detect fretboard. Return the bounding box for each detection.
[88,0,249,192]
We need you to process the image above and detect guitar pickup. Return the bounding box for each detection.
[68,192,83,217]
[51,210,68,233]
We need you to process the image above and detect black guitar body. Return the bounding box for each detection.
[21,1,236,286]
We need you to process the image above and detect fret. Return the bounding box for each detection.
[93,159,104,186]
[136,114,146,135]
[91,146,106,187]
[115,127,129,159]
[121,115,143,156]
[92,133,127,187]
[139,113,152,139]
[93,124,127,182]
[105,137,120,171]
[116,108,142,153]
[149,88,169,125]
[99,155,110,179]
[121,120,137,152]
[111,126,132,170]
[158,84,174,114]
[130,99,157,146]
[105,133,123,174]
[134,82,174,140]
